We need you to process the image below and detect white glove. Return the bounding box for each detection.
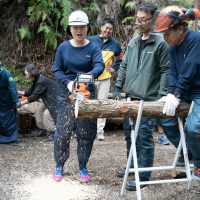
[163,93,180,116]
[157,96,167,102]
[67,81,74,93]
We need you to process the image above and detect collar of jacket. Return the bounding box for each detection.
[32,74,40,84]
[99,35,112,43]
[135,33,156,45]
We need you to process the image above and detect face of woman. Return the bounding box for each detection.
[70,25,88,42]
[24,69,34,81]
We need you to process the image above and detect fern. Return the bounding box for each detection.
[6,66,31,87]
[122,16,135,24]
[83,0,100,15]
[38,24,61,50]
[18,27,31,40]
[174,0,194,8]
[124,1,136,11]
[60,0,72,30]
[18,0,72,50]
[90,0,100,13]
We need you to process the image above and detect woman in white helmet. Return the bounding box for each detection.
[53,10,104,183]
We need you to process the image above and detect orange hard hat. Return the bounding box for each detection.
[153,6,200,33]
[153,6,184,33]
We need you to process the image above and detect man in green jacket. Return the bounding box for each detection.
[113,2,180,191]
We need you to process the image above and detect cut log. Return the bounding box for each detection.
[74,99,190,119]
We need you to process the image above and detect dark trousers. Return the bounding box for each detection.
[123,117,180,181]
[0,109,18,144]
[54,88,97,170]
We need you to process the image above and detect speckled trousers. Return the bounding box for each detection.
[54,85,97,170]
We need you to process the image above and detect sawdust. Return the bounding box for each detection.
[0,129,199,200]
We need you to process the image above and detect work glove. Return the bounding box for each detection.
[67,81,74,93]
[113,86,121,100]
[163,93,180,116]
[157,96,167,102]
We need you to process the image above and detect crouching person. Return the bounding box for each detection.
[18,64,58,141]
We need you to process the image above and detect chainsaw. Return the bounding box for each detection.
[69,73,95,102]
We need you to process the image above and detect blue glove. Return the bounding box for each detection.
[113,87,121,100]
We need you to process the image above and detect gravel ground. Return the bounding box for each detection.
[0,129,199,200]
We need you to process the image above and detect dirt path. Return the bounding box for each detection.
[0,129,199,200]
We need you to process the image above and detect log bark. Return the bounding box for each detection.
[75,99,190,119]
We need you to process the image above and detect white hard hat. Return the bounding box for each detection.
[68,10,89,25]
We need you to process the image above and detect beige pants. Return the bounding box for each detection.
[17,101,41,114]
[18,101,55,132]
[95,78,110,134]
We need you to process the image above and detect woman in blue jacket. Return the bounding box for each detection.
[53,11,104,183]
[0,61,20,144]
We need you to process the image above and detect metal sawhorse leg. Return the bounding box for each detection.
[121,100,193,200]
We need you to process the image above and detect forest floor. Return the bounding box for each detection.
[0,127,199,200]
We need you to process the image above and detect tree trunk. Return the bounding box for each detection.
[75,99,190,119]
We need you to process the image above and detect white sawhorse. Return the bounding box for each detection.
[121,100,193,200]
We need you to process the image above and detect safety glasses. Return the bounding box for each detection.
[135,17,153,25]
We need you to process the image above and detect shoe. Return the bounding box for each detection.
[158,135,170,145]
[53,166,63,182]
[125,180,148,191]
[80,168,90,183]
[97,132,105,141]
[47,134,54,142]
[116,168,135,178]
[192,167,200,181]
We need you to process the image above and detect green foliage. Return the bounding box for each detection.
[174,0,194,8]
[18,0,72,50]
[122,16,135,24]
[18,27,31,40]
[90,0,100,13]
[60,0,72,30]
[119,0,136,24]
[38,24,62,50]
[83,0,100,15]
[124,1,136,11]
[6,66,31,87]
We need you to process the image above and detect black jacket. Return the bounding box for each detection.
[25,74,58,120]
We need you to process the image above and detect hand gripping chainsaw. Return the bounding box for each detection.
[68,73,95,102]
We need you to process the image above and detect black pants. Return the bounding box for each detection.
[54,88,97,170]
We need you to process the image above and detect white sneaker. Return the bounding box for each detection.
[97,132,105,141]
